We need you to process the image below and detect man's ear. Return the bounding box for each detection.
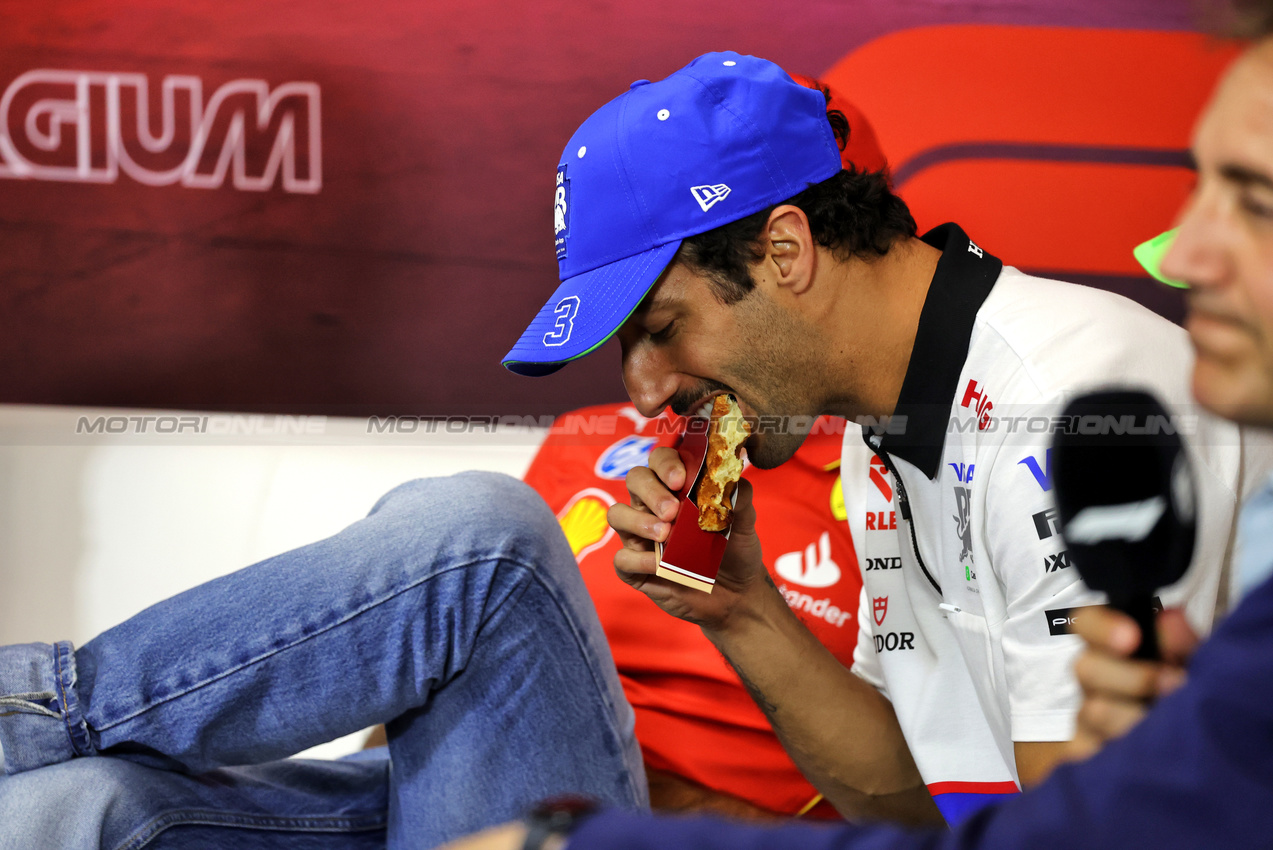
[763,205,815,294]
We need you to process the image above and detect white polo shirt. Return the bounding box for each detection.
[842,223,1271,824]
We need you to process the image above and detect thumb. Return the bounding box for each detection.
[730,478,757,538]
[1156,608,1201,668]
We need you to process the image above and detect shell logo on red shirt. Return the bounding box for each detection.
[556,488,616,561]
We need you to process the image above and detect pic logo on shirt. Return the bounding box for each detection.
[691,183,731,212]
[554,164,570,260]
[948,462,975,483]
[873,595,889,627]
[594,435,658,480]
[775,531,842,588]
[1044,551,1073,573]
[865,556,902,571]
[1032,507,1062,540]
[1018,449,1053,491]
[1047,599,1163,635]
[960,379,994,430]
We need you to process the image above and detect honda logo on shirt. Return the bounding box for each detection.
[873,596,889,627]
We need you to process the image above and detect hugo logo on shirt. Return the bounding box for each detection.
[960,380,995,430]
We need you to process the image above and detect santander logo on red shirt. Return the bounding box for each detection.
[775,532,841,588]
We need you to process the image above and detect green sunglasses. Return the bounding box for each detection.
[1133,229,1188,289]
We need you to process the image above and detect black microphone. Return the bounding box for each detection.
[1050,389,1197,659]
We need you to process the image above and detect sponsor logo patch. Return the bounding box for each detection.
[1045,598,1163,636]
[778,584,853,628]
[960,379,994,430]
[556,488,617,561]
[874,631,916,652]
[1018,449,1053,491]
[1044,550,1073,573]
[869,455,893,501]
[775,531,842,588]
[594,435,657,480]
[1033,507,1062,540]
[953,485,973,564]
[690,183,731,211]
[554,164,570,259]
[873,595,889,627]
[830,474,846,521]
[864,556,902,571]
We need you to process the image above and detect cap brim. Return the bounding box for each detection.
[1133,229,1188,289]
[503,240,682,376]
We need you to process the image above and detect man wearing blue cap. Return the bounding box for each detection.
[500,48,1267,836]
[436,7,1273,847]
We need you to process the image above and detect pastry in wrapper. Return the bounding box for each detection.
[696,395,750,531]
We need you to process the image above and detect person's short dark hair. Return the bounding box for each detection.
[1225,0,1273,38]
[678,87,917,304]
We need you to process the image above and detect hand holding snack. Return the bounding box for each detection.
[608,400,767,631]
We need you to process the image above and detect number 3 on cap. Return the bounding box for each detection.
[543,296,580,347]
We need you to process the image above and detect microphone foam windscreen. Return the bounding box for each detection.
[1050,389,1196,601]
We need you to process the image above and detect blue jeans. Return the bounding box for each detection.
[0,472,647,849]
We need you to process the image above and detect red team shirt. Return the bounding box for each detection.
[523,403,862,817]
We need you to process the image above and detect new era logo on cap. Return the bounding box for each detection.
[691,183,732,212]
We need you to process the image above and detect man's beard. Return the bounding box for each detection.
[744,423,813,469]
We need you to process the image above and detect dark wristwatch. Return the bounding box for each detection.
[522,796,600,850]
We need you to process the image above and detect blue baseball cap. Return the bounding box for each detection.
[502,51,843,376]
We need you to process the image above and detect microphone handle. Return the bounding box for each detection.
[1110,595,1160,661]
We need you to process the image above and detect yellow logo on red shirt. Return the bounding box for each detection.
[830,475,846,521]
[557,488,616,561]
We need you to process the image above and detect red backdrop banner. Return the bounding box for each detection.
[0,1,1234,416]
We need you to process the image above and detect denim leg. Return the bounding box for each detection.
[0,472,646,848]
[0,756,388,850]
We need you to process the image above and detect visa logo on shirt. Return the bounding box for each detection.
[1018,448,1053,491]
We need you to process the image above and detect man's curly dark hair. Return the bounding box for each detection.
[677,85,917,304]
[1230,0,1273,38]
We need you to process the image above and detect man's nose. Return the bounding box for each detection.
[1162,189,1232,290]
[621,346,679,419]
